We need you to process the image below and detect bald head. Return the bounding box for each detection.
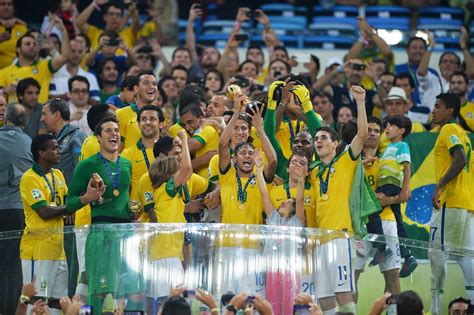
[5,103,28,127]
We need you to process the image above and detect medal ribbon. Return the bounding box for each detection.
[131,103,139,114]
[98,153,121,191]
[35,163,56,203]
[233,162,255,204]
[318,159,334,197]
[286,117,301,150]
[283,181,292,199]
[137,139,151,170]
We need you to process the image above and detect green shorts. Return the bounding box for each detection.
[86,226,144,296]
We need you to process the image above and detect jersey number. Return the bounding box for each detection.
[465,142,471,173]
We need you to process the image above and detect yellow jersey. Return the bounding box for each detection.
[138,20,155,39]
[434,122,473,210]
[116,104,140,149]
[168,123,188,138]
[0,59,55,103]
[192,125,220,178]
[75,134,100,227]
[277,118,306,160]
[86,25,136,52]
[269,181,317,228]
[20,165,68,260]
[379,121,425,154]
[312,149,358,232]
[149,178,186,260]
[138,172,211,214]
[121,139,154,202]
[363,157,395,221]
[460,101,474,132]
[0,23,27,69]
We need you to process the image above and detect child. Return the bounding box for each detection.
[147,130,193,313]
[369,115,417,278]
[255,150,305,315]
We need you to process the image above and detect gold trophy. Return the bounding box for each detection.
[128,200,144,220]
[91,173,104,204]
[225,84,242,101]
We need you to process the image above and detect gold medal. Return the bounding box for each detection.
[238,203,245,211]
[321,194,329,201]
[113,189,120,197]
[50,202,57,207]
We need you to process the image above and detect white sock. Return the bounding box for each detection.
[457,256,474,301]
[322,307,338,315]
[430,290,443,315]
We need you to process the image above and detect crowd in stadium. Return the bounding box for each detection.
[0,0,473,314]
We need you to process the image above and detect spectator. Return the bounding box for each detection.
[68,75,92,135]
[265,59,290,86]
[369,291,424,315]
[41,98,86,184]
[171,65,189,92]
[395,73,430,124]
[238,60,259,80]
[0,16,71,103]
[449,71,474,132]
[337,106,353,127]
[204,68,224,97]
[313,91,336,129]
[75,0,140,51]
[448,297,470,315]
[17,78,47,139]
[49,38,100,103]
[314,59,380,118]
[0,103,32,315]
[158,75,178,106]
[0,0,28,69]
[98,57,120,103]
[395,36,439,106]
[200,47,221,74]
[106,75,139,110]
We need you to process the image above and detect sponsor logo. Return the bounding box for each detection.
[144,192,153,202]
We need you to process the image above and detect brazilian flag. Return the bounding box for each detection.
[403,132,474,254]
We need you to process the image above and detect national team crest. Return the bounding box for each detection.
[449,135,460,145]
[40,279,47,291]
[304,196,311,205]
[33,68,38,74]
[99,275,108,288]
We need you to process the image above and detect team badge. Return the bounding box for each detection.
[304,196,311,205]
[250,177,256,185]
[467,112,472,119]
[40,280,47,292]
[144,191,153,202]
[99,275,108,288]
[449,135,460,145]
[31,189,42,200]
[33,68,38,74]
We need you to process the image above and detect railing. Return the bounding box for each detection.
[0,223,471,314]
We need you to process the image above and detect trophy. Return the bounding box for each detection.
[128,200,144,220]
[91,173,104,204]
[225,84,242,101]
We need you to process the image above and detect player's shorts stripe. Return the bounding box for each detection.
[441,203,446,247]
[347,238,353,292]
[31,259,35,283]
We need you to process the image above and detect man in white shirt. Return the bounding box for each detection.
[49,38,100,103]
[68,76,92,135]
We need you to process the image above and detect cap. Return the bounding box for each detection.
[385,87,408,103]
[325,57,343,68]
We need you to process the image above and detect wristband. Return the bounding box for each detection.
[19,295,30,304]
[92,1,101,11]
[226,304,238,313]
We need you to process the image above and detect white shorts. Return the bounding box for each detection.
[146,257,184,299]
[355,220,401,273]
[430,207,474,252]
[313,238,355,299]
[213,247,264,298]
[21,259,68,298]
[75,227,89,274]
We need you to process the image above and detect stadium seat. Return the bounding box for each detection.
[252,33,301,48]
[365,6,410,18]
[303,36,354,49]
[418,7,464,21]
[311,16,358,27]
[418,17,463,29]
[308,22,357,39]
[268,16,307,28]
[367,17,410,31]
[313,5,359,18]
